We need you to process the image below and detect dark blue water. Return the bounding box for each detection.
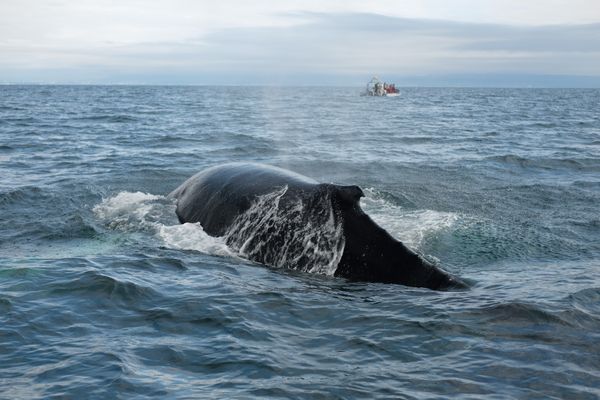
[1,85,599,399]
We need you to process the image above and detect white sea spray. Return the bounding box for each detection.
[361,187,460,250]
[93,191,233,256]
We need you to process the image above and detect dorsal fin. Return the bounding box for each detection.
[333,184,364,205]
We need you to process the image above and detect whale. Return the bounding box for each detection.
[169,163,467,290]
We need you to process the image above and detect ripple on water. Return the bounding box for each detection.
[1,86,599,398]
[73,114,139,123]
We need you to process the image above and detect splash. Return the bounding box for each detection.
[93,191,231,256]
[224,186,345,276]
[361,187,459,249]
[93,192,163,230]
[158,223,235,257]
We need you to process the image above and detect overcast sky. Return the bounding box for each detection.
[1,0,599,86]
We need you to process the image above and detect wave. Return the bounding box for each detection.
[0,186,102,248]
[571,218,600,229]
[478,302,569,325]
[41,214,99,240]
[49,270,160,302]
[0,186,44,205]
[2,116,40,124]
[487,154,600,171]
[0,297,12,312]
[0,105,25,111]
[460,296,600,341]
[74,115,138,123]
[568,287,600,317]
[527,121,558,129]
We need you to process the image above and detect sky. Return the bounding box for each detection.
[1,0,600,86]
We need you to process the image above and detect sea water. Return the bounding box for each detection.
[1,85,599,398]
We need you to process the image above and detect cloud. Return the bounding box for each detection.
[1,11,599,85]
[148,13,600,75]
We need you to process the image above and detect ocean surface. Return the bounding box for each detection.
[1,85,599,399]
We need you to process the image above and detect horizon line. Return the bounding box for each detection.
[2,83,600,89]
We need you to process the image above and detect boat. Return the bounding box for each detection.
[363,76,400,97]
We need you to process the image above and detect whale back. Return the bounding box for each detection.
[170,163,466,289]
[170,162,318,236]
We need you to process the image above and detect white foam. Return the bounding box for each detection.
[158,223,235,257]
[361,188,459,249]
[93,191,163,230]
[94,191,234,257]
